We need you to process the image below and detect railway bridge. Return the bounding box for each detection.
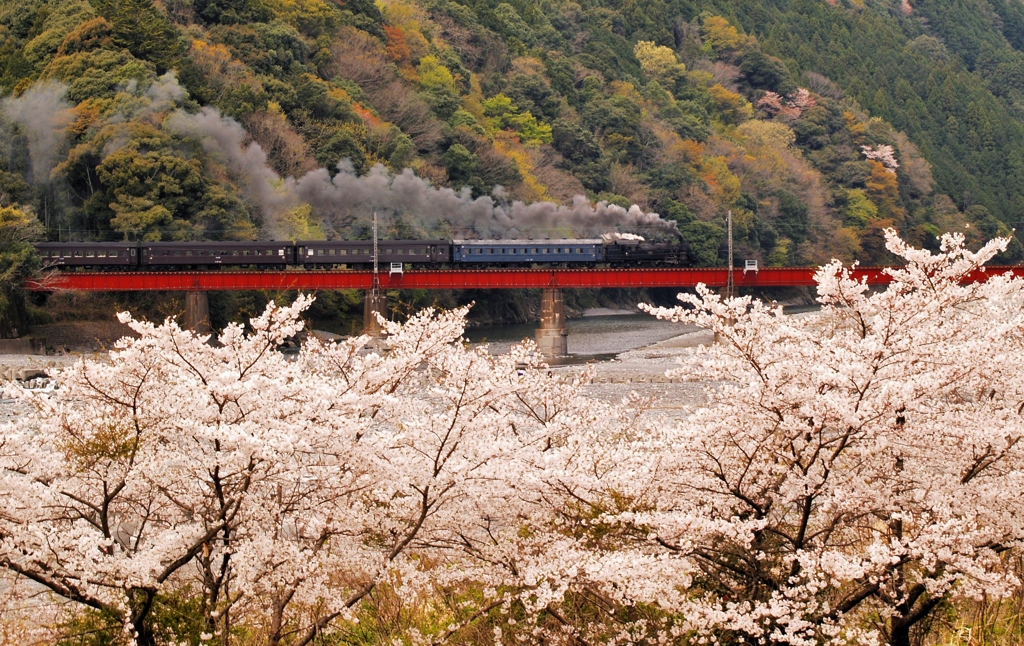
[27,266,1024,355]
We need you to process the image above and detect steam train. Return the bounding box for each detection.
[35,235,692,271]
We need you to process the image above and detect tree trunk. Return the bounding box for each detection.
[132,616,157,646]
[890,622,912,646]
[0,286,28,339]
[129,588,158,646]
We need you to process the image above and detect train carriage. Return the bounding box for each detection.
[140,242,294,268]
[36,242,138,269]
[297,240,450,268]
[453,239,603,265]
[33,234,693,273]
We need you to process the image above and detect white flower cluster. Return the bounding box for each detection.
[862,144,900,173]
[756,88,816,119]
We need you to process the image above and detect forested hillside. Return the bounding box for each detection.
[1,0,1023,267]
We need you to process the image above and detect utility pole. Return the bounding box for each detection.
[372,210,379,297]
[726,209,734,300]
[364,211,386,335]
[716,210,735,345]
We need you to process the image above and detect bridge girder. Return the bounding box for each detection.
[24,267,936,292]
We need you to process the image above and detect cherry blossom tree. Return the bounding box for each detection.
[756,91,785,116]
[0,297,602,645]
[862,144,899,173]
[528,231,1024,645]
[756,89,815,120]
[565,230,1024,646]
[786,87,816,113]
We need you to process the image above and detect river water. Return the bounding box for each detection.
[464,311,690,363]
[464,303,821,365]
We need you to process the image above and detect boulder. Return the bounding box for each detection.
[16,368,47,381]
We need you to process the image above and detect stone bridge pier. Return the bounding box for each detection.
[183,291,212,335]
[363,290,387,336]
[535,288,568,357]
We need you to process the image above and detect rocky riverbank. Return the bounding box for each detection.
[0,353,84,379]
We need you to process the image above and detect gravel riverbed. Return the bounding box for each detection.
[468,311,717,414]
[0,354,83,422]
[551,328,714,412]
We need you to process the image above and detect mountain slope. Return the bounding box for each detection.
[0,0,1021,266]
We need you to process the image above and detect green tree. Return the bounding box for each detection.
[504,72,557,120]
[193,0,272,26]
[680,220,725,266]
[775,189,809,244]
[443,143,477,187]
[482,94,552,144]
[417,55,456,91]
[739,49,797,95]
[54,120,252,241]
[90,0,184,72]
[492,3,533,46]
[845,189,878,228]
[0,205,42,338]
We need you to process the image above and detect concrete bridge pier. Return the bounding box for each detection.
[535,288,568,357]
[363,290,387,336]
[183,291,212,335]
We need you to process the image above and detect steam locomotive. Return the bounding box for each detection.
[35,235,692,270]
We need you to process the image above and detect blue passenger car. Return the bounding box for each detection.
[452,239,602,264]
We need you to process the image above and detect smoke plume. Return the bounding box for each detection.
[1,81,74,184]
[3,73,680,238]
[145,72,187,115]
[167,106,680,239]
[166,107,289,218]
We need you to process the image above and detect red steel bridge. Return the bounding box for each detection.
[24,266,1024,292]
[27,265,1024,355]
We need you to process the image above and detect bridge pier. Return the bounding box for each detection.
[535,288,568,357]
[183,291,212,335]
[363,290,387,336]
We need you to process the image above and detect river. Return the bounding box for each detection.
[464,310,692,364]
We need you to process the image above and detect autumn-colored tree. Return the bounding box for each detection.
[633,40,685,85]
[702,15,746,52]
[699,154,742,206]
[242,107,318,177]
[865,159,905,224]
[708,83,753,124]
[382,23,415,80]
[736,119,796,150]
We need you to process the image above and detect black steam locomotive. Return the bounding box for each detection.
[35,235,691,270]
